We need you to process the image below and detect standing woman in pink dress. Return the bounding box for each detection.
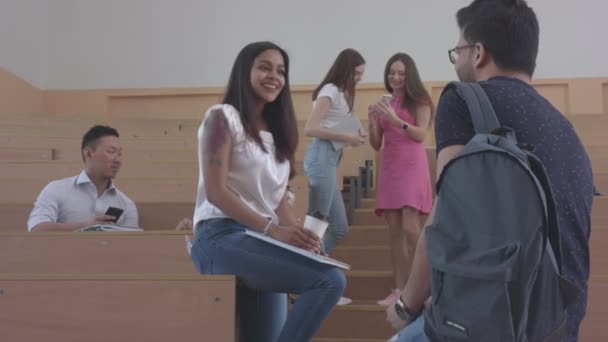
[367,53,433,305]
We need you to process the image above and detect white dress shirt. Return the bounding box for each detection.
[27,170,139,231]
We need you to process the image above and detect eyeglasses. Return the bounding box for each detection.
[448,44,476,64]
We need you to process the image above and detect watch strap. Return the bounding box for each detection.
[395,296,421,323]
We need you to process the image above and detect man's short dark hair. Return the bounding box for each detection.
[457,0,539,76]
[81,125,120,152]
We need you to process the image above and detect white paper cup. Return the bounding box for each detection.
[303,215,329,239]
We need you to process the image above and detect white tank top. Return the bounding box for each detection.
[193,104,290,230]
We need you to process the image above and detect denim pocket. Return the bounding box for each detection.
[191,218,242,274]
[304,140,341,177]
[304,140,326,169]
[191,240,213,274]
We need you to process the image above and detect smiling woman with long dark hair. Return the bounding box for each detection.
[189,41,346,342]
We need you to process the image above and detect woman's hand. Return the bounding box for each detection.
[175,218,193,231]
[373,101,401,127]
[344,132,366,147]
[269,224,321,252]
[368,104,380,123]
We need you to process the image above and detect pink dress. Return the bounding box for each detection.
[375,96,433,216]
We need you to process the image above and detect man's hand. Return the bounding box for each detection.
[386,296,431,332]
[424,296,432,310]
[81,214,117,230]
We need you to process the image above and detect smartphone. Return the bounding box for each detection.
[105,206,124,223]
[381,94,393,104]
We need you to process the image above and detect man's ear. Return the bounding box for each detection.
[82,147,92,161]
[473,42,491,69]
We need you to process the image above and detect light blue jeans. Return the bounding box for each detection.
[191,218,347,342]
[391,315,429,342]
[303,138,349,252]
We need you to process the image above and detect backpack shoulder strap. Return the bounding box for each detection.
[443,81,501,134]
[526,152,564,272]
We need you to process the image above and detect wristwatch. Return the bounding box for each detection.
[401,122,409,130]
[394,296,420,323]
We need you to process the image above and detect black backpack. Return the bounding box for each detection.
[424,82,579,341]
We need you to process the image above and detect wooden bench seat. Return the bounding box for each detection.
[0,135,196,151]
[0,273,236,342]
[569,114,608,147]
[0,147,53,162]
[0,160,198,180]
[0,231,196,273]
[0,115,200,131]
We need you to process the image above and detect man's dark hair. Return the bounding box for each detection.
[457,0,539,76]
[81,125,120,153]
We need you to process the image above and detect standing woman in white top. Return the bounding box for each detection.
[190,41,346,342]
[303,49,366,253]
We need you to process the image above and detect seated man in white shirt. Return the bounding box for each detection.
[28,125,139,232]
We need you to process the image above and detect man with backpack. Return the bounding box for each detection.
[386,1,593,341]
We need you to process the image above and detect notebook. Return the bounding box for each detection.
[80,224,143,232]
[244,230,351,270]
[329,114,365,150]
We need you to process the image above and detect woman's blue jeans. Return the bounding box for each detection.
[303,138,349,252]
[191,218,347,342]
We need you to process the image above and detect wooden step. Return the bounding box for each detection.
[590,228,608,275]
[593,196,608,226]
[53,148,198,163]
[360,198,376,209]
[569,114,608,147]
[595,173,608,194]
[354,196,608,227]
[353,209,385,226]
[586,146,608,172]
[0,160,198,180]
[344,271,393,301]
[332,246,391,271]
[0,135,196,151]
[336,229,608,303]
[0,116,200,137]
[0,147,53,162]
[0,124,198,141]
[334,227,607,275]
[578,281,608,342]
[319,280,607,341]
[341,225,387,247]
[316,301,393,340]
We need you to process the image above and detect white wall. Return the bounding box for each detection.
[2,0,607,89]
[0,0,49,88]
